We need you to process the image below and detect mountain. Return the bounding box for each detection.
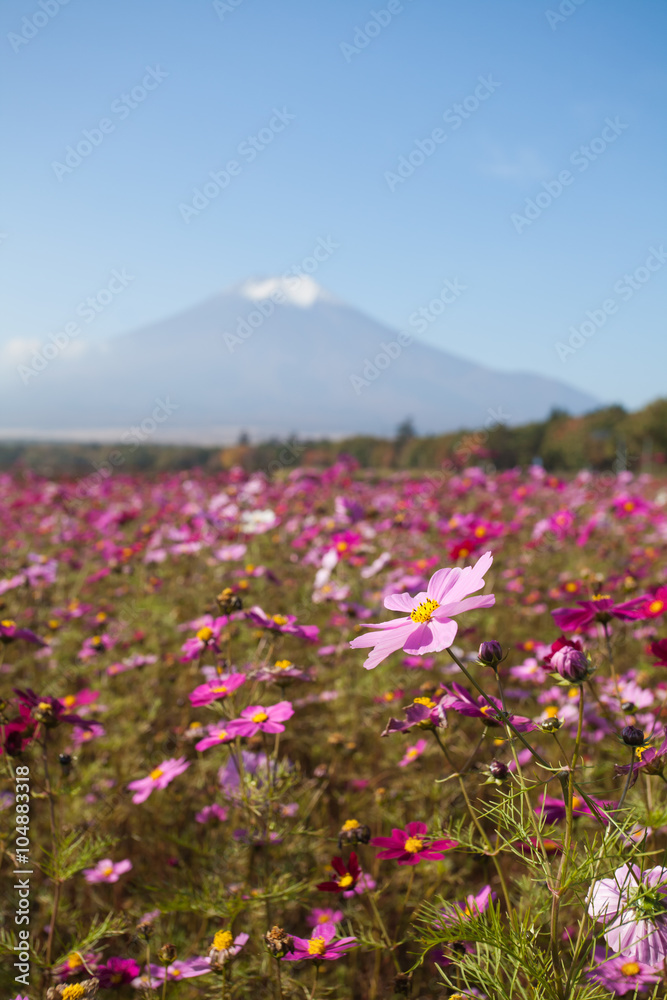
[0,277,598,442]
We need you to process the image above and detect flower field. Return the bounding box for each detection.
[2,460,667,1000]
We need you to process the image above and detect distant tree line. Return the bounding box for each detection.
[0,398,665,477]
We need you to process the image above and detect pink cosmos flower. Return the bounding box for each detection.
[146,957,210,981]
[195,725,235,752]
[127,757,190,804]
[372,821,458,866]
[195,803,228,824]
[227,701,294,738]
[189,673,246,706]
[399,738,428,767]
[307,907,344,928]
[349,552,495,670]
[281,922,357,962]
[589,863,667,964]
[84,858,132,883]
[444,884,496,922]
[0,619,46,646]
[586,945,660,995]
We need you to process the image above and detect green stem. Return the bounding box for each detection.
[433,729,512,913]
[550,686,584,1000]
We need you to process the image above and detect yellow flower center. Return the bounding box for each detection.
[407,748,419,758]
[410,598,440,624]
[245,563,255,573]
[568,688,579,698]
[62,986,86,1000]
[545,706,559,718]
[649,600,665,614]
[150,767,164,780]
[211,686,228,694]
[49,618,61,628]
[214,930,233,950]
[67,953,83,969]
[197,626,214,642]
[474,526,487,537]
[111,973,122,984]
[337,874,353,888]
[564,582,578,592]
[172,968,181,976]
[103,865,114,876]
[1,618,16,628]
[621,962,640,976]
[572,796,583,810]
[404,837,423,853]
[62,694,77,708]
[636,746,647,759]
[38,701,52,711]
[252,711,268,723]
[591,594,610,601]
[623,501,635,512]
[272,614,288,625]
[217,731,229,741]
[275,659,293,669]
[414,697,436,708]
[458,548,470,558]
[308,935,327,955]
[341,819,360,831]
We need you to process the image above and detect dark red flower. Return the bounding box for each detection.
[316,852,361,893]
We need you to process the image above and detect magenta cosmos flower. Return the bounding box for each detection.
[349,552,495,670]
[127,757,190,804]
[189,673,246,707]
[552,595,648,632]
[589,863,667,964]
[281,922,357,962]
[586,945,661,995]
[84,858,132,883]
[227,701,294,738]
[96,957,141,988]
[372,821,458,866]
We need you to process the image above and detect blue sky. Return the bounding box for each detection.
[1,0,665,410]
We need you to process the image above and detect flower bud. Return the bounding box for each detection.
[158,943,177,965]
[265,925,294,958]
[478,641,503,669]
[551,647,592,683]
[488,759,508,780]
[541,717,563,733]
[622,725,645,747]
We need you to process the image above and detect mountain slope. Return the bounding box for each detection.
[0,277,598,441]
